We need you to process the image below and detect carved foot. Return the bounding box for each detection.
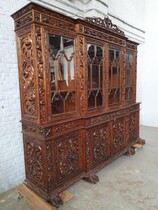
[137,138,146,145]
[125,147,136,155]
[50,194,63,208]
[83,174,99,184]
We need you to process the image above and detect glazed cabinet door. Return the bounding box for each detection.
[85,39,106,114]
[45,30,79,120]
[108,47,121,106]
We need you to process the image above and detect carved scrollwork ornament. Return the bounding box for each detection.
[85,17,125,36]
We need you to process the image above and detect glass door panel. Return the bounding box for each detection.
[125,52,133,101]
[49,35,75,115]
[108,48,120,105]
[87,44,103,109]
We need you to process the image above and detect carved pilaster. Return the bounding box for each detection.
[34,26,47,123]
[78,36,86,115]
[19,32,37,120]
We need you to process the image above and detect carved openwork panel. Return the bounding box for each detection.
[24,137,45,187]
[20,32,37,119]
[54,132,82,184]
[112,118,125,153]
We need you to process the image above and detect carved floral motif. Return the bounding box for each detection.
[21,33,37,117]
[25,139,44,185]
[42,15,75,31]
[53,120,80,135]
[84,27,125,46]
[22,123,51,137]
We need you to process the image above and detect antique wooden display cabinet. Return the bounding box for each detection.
[12,3,145,207]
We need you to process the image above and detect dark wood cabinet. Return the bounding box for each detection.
[12,3,145,207]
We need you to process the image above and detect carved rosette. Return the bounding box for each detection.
[24,139,44,186]
[112,119,125,152]
[55,133,82,182]
[35,26,46,122]
[20,33,37,117]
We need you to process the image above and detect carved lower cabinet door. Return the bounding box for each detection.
[111,118,126,154]
[24,136,46,189]
[54,132,83,184]
[12,2,144,207]
[86,124,110,171]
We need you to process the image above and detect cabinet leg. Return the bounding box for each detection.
[50,194,63,208]
[125,147,136,155]
[137,138,146,145]
[83,174,99,184]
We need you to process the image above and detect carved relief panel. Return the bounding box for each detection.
[86,123,110,171]
[54,132,83,184]
[24,136,46,188]
[18,31,37,120]
[128,111,139,143]
[111,117,125,153]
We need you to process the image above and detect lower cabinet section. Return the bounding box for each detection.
[23,105,141,207]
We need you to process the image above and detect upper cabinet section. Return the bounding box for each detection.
[12,3,139,124]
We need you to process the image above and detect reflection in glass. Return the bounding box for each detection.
[125,52,133,100]
[109,48,120,105]
[87,44,103,108]
[49,35,75,114]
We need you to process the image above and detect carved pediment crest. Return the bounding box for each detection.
[85,17,125,36]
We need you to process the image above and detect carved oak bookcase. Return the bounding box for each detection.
[12,3,145,207]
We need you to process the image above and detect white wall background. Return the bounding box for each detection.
[0,0,153,193]
[141,0,158,127]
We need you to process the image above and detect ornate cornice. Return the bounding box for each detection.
[85,17,125,36]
